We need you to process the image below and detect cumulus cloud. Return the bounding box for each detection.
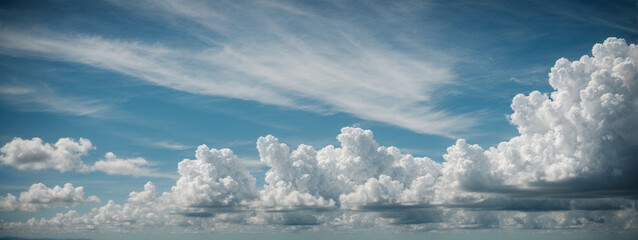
[0,183,99,211]
[339,175,405,207]
[165,145,258,209]
[91,152,173,178]
[0,137,173,178]
[438,37,638,198]
[0,137,93,172]
[255,127,441,209]
[0,145,261,230]
[1,37,638,233]
[0,0,475,137]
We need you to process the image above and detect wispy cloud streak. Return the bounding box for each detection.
[0,0,476,137]
[0,83,110,118]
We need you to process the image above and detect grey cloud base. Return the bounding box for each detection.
[1,37,638,233]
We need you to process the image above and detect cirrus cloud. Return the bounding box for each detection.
[0,0,475,138]
[1,37,638,233]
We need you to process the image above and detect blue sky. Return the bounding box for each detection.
[0,0,637,239]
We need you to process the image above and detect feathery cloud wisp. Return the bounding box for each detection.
[0,0,475,137]
[4,37,635,232]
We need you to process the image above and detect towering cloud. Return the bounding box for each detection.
[1,37,637,233]
[439,37,638,199]
[256,127,441,209]
[166,145,258,209]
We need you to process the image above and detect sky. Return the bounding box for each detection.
[0,0,637,239]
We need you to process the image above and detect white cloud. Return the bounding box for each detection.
[256,127,441,209]
[165,145,258,208]
[436,37,638,198]
[0,146,261,230]
[91,152,173,178]
[0,0,475,137]
[151,141,191,151]
[254,184,336,210]
[339,175,404,207]
[0,83,111,117]
[0,137,93,172]
[1,37,638,234]
[0,137,173,178]
[0,183,99,211]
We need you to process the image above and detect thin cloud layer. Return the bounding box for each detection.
[91,152,174,178]
[0,84,111,118]
[0,0,475,137]
[1,38,637,233]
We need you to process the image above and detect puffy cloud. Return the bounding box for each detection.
[339,175,404,207]
[1,37,638,233]
[439,37,638,198]
[0,137,93,172]
[0,137,173,178]
[165,145,258,209]
[85,181,166,228]
[91,152,173,178]
[256,127,441,209]
[128,181,157,205]
[433,139,492,204]
[254,183,336,210]
[0,183,99,211]
[1,145,261,231]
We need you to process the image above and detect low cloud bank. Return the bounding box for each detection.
[1,37,637,233]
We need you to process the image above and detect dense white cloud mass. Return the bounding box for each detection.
[165,145,258,208]
[439,37,638,196]
[0,137,172,178]
[1,146,261,231]
[256,127,441,209]
[0,183,99,211]
[1,37,637,233]
[0,137,93,172]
